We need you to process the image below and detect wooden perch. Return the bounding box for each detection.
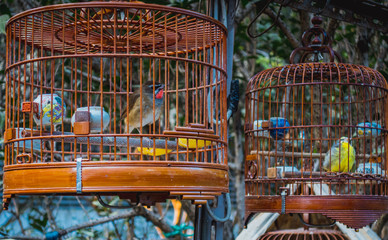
[267,167,322,178]
[19,130,181,150]
[251,150,380,159]
[282,171,327,178]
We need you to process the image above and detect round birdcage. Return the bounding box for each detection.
[259,229,349,240]
[3,2,228,209]
[244,17,388,229]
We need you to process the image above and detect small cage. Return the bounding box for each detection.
[245,17,388,229]
[3,2,228,209]
[259,230,349,240]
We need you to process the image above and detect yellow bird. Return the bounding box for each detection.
[178,138,212,149]
[136,147,171,156]
[323,137,356,172]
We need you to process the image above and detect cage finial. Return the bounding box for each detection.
[290,16,342,63]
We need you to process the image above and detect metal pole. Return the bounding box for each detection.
[226,0,236,97]
[198,0,236,239]
[194,205,203,240]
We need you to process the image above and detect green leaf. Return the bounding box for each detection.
[0,14,10,34]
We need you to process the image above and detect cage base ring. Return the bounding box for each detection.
[3,162,228,209]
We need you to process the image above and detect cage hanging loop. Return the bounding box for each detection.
[289,16,342,63]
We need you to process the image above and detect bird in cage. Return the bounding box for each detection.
[32,94,66,129]
[136,147,172,156]
[269,117,290,140]
[323,137,356,172]
[122,81,165,134]
[356,122,382,137]
[178,138,212,148]
[252,118,290,140]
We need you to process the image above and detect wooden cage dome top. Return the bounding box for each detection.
[246,63,388,93]
[6,2,226,55]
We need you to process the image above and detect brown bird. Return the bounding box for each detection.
[122,81,165,134]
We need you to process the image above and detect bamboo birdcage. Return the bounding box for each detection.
[245,16,388,229]
[3,2,228,209]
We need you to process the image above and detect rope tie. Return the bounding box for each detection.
[164,223,194,238]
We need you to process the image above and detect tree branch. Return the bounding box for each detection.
[44,197,58,231]
[2,206,173,240]
[76,196,92,221]
[374,39,387,71]
[137,205,173,233]
[298,10,311,37]
[327,18,339,39]
[181,200,195,223]
[0,236,41,240]
[12,199,26,235]
[235,0,260,23]
[58,206,173,236]
[264,8,300,49]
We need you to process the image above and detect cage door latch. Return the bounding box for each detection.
[280,187,289,214]
[76,158,84,194]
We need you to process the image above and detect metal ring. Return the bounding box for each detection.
[205,193,231,222]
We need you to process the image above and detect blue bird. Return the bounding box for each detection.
[356,122,382,137]
[269,117,290,140]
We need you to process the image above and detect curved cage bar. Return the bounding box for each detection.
[3,2,228,209]
[259,229,349,240]
[245,62,388,229]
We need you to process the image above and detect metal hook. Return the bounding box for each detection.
[316,0,331,15]
[247,0,292,38]
[96,195,137,209]
[297,213,337,227]
[205,193,232,222]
